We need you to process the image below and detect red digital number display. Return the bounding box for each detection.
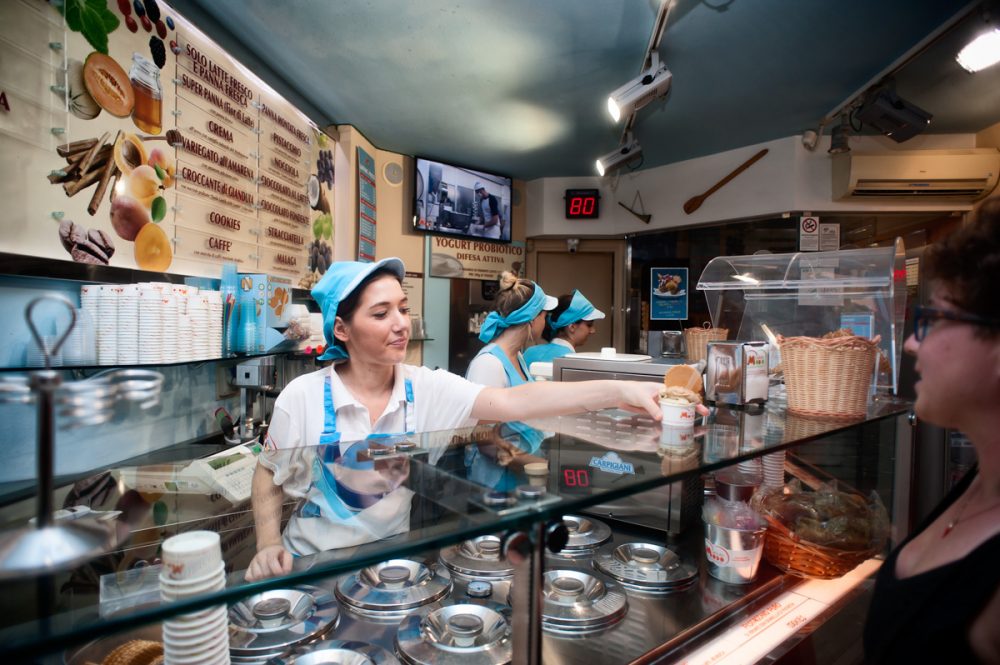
[567,196,595,217]
[562,468,590,487]
[564,189,599,219]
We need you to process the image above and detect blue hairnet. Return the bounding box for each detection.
[478,283,557,343]
[311,258,406,360]
[548,290,605,331]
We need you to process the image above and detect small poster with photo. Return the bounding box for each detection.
[650,267,688,320]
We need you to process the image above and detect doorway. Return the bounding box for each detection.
[535,251,615,352]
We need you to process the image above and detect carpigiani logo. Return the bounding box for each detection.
[588,452,635,475]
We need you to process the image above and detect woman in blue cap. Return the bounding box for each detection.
[246,258,665,581]
[523,290,605,366]
[466,271,556,388]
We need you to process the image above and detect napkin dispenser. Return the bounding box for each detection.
[706,341,768,406]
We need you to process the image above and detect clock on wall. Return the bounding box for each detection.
[564,188,600,219]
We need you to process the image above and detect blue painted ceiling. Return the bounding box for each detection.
[172,0,1000,180]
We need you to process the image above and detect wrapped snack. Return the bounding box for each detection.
[759,483,889,579]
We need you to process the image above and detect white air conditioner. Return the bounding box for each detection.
[832,148,1000,201]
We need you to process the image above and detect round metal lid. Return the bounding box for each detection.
[550,515,612,557]
[538,569,628,634]
[395,601,512,665]
[592,542,699,593]
[228,585,340,656]
[439,535,514,580]
[273,639,400,665]
[336,558,451,618]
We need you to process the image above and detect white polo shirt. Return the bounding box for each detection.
[259,363,484,553]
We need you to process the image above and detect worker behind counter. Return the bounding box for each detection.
[245,257,664,581]
[523,290,606,366]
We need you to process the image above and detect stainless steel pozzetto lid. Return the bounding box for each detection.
[549,514,612,558]
[538,569,628,634]
[592,542,699,593]
[228,586,340,657]
[336,558,451,619]
[439,535,514,580]
[272,639,400,665]
[395,600,512,665]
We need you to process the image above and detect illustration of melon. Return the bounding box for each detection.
[66,59,100,120]
[82,52,134,118]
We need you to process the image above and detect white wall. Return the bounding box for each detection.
[526,133,980,238]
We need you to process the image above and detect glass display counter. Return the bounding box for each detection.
[0,399,911,664]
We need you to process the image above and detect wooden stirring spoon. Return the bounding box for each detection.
[682,148,768,214]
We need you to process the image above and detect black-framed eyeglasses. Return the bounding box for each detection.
[913,305,1000,342]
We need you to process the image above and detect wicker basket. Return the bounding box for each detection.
[778,335,879,419]
[684,325,728,364]
[762,514,877,579]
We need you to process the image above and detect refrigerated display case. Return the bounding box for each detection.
[0,401,912,664]
[696,242,907,393]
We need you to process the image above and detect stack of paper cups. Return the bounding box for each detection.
[761,450,786,491]
[117,285,140,365]
[96,285,120,365]
[160,531,230,664]
[139,286,162,365]
[205,291,223,357]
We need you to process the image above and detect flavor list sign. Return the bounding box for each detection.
[0,0,332,287]
[429,236,525,281]
[356,147,377,262]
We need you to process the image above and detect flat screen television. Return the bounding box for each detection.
[413,156,512,243]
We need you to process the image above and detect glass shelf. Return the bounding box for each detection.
[0,399,910,660]
[0,340,302,372]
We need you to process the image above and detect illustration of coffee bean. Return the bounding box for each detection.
[87,228,115,259]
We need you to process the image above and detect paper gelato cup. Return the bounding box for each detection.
[660,398,696,427]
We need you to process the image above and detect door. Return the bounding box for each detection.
[535,251,614,352]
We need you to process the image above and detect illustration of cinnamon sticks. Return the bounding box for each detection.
[77,132,110,177]
[89,140,120,215]
[56,138,98,158]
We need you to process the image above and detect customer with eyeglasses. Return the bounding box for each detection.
[864,198,1000,664]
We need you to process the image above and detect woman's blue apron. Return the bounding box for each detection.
[299,376,415,521]
[465,345,547,489]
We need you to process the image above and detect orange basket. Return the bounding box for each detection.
[763,514,878,579]
[778,335,879,419]
[683,325,728,364]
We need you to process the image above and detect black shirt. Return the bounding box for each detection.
[864,466,1000,663]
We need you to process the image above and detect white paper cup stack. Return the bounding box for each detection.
[188,294,211,360]
[96,285,120,365]
[162,296,179,362]
[160,531,230,665]
[205,291,223,357]
[116,285,140,365]
[139,286,163,364]
[761,450,786,490]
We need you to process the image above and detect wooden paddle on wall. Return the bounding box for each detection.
[682,148,769,214]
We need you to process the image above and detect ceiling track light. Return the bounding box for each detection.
[607,52,673,123]
[828,114,851,154]
[957,26,1000,72]
[595,133,642,176]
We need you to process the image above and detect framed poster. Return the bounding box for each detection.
[650,267,688,321]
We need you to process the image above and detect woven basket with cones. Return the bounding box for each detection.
[684,324,728,364]
[778,334,879,419]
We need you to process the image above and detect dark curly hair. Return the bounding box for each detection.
[924,197,1000,337]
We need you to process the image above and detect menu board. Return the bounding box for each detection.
[0,0,333,287]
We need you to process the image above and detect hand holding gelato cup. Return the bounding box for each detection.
[659,386,701,427]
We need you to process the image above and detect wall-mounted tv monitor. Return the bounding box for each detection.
[413,157,512,243]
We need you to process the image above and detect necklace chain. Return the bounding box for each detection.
[941,480,1000,538]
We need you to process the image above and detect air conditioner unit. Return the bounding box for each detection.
[832,148,1000,201]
